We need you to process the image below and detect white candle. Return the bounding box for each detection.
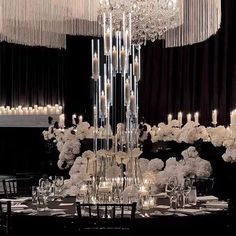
[194,112,199,124]
[59,106,63,113]
[126,29,131,52]
[100,91,106,114]
[72,114,76,125]
[59,114,65,128]
[231,110,236,126]
[125,79,130,103]
[121,46,126,71]
[178,111,183,127]
[79,115,83,123]
[167,114,172,125]
[138,186,148,196]
[106,79,111,103]
[105,28,110,53]
[134,56,139,80]
[93,53,99,76]
[187,113,191,123]
[212,109,217,125]
[112,46,117,70]
[130,91,135,113]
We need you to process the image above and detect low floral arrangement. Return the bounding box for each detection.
[61,146,212,198]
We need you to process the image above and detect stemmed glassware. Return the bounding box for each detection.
[54,175,64,197]
[183,178,192,207]
[165,176,178,209]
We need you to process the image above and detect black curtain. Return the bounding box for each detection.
[139,0,236,126]
[0,43,65,108]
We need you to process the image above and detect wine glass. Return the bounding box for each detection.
[55,176,64,197]
[165,176,178,208]
[183,178,192,206]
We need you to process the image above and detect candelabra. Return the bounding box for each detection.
[91,12,141,183]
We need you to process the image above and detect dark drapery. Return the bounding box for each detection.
[139,0,236,126]
[0,43,65,108]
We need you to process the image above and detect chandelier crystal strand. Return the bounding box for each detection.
[98,0,183,45]
[164,0,221,47]
[0,0,102,49]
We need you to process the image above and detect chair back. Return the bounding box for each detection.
[0,201,11,235]
[76,202,136,233]
[2,177,33,198]
[190,177,214,196]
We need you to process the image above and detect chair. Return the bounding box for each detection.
[76,202,136,235]
[2,177,33,198]
[190,177,214,196]
[0,201,11,235]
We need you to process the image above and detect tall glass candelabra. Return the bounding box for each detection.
[91,12,141,183]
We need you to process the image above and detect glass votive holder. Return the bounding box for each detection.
[31,186,38,205]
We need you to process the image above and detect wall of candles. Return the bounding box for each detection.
[0,104,63,116]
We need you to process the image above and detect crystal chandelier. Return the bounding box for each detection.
[98,0,183,45]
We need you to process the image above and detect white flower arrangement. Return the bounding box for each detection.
[222,144,236,163]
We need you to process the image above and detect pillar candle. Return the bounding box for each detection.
[79,115,83,123]
[187,113,191,123]
[194,112,199,124]
[93,53,98,76]
[167,114,172,125]
[230,110,236,126]
[100,91,106,114]
[212,109,217,125]
[59,114,65,128]
[125,79,130,103]
[130,91,135,113]
[134,56,139,80]
[72,114,76,125]
[106,79,111,103]
[126,29,131,52]
[105,28,110,53]
[121,46,126,71]
[112,46,117,70]
[178,111,183,127]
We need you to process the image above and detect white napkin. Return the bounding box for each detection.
[197,196,218,202]
[11,204,28,209]
[202,201,228,209]
[169,208,204,215]
[59,203,74,206]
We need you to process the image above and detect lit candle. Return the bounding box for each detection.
[230,110,236,127]
[178,111,183,127]
[134,56,139,80]
[138,186,148,196]
[187,113,191,123]
[93,53,99,76]
[194,112,199,124]
[112,46,117,70]
[105,28,110,53]
[59,114,65,128]
[106,79,111,103]
[72,114,76,125]
[100,91,106,114]
[121,46,126,71]
[126,29,131,52]
[130,91,135,113]
[212,109,217,125]
[125,79,130,103]
[79,115,83,123]
[167,114,172,125]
